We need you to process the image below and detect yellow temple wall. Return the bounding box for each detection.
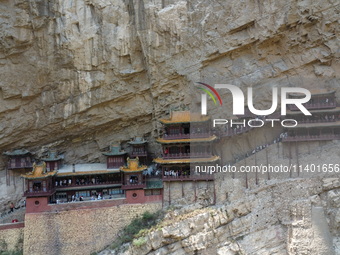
[23,202,162,255]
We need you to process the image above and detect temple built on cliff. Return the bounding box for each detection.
[2,96,340,212]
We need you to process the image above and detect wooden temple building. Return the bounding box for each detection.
[20,141,162,211]
[22,162,57,213]
[102,144,127,169]
[154,111,219,181]
[128,137,148,164]
[3,149,33,170]
[283,89,340,142]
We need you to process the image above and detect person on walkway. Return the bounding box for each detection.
[10,202,14,213]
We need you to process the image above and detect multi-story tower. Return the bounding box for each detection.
[22,162,57,213]
[102,144,127,169]
[41,150,63,171]
[3,149,33,170]
[128,137,148,164]
[283,90,340,142]
[154,111,219,181]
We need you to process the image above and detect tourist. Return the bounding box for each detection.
[10,202,14,213]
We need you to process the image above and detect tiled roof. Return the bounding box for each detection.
[128,137,147,145]
[3,149,30,156]
[159,111,210,124]
[120,158,147,173]
[21,163,57,180]
[102,144,127,156]
[57,170,119,177]
[153,155,220,164]
[41,151,63,161]
[57,163,120,177]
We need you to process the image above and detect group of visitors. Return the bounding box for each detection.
[55,176,104,187]
[163,169,189,177]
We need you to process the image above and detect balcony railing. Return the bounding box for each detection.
[131,151,147,157]
[288,102,336,111]
[24,188,56,197]
[121,183,146,189]
[282,134,340,142]
[55,181,122,189]
[8,162,33,169]
[162,133,211,140]
[162,153,212,159]
[297,118,338,124]
[162,175,214,181]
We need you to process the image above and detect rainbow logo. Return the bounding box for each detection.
[196,82,223,106]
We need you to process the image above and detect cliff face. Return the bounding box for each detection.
[0,0,339,253]
[104,178,340,255]
[0,0,339,163]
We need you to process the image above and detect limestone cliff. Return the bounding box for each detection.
[0,0,339,163]
[0,0,339,251]
[105,177,340,255]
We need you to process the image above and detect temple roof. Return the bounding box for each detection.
[22,162,57,180]
[159,111,210,124]
[156,135,217,144]
[120,157,147,173]
[153,155,220,164]
[57,163,120,177]
[41,151,63,162]
[102,144,127,156]
[3,149,31,156]
[128,137,147,145]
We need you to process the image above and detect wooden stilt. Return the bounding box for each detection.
[6,167,9,186]
[168,182,171,206]
[296,141,299,177]
[255,152,258,185]
[266,148,270,180]
[194,181,197,202]
[213,180,216,205]
[245,158,248,189]
[289,142,292,178]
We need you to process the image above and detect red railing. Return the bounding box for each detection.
[162,175,214,181]
[163,153,212,159]
[121,183,146,189]
[24,188,56,197]
[288,102,336,111]
[162,133,211,140]
[297,118,338,124]
[131,152,147,157]
[55,181,122,189]
[8,162,32,169]
[283,134,340,142]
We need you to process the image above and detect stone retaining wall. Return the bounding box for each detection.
[23,202,162,255]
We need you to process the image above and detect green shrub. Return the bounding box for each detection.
[132,237,146,247]
[108,210,164,251]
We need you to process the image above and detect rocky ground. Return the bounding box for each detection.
[98,177,340,255]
